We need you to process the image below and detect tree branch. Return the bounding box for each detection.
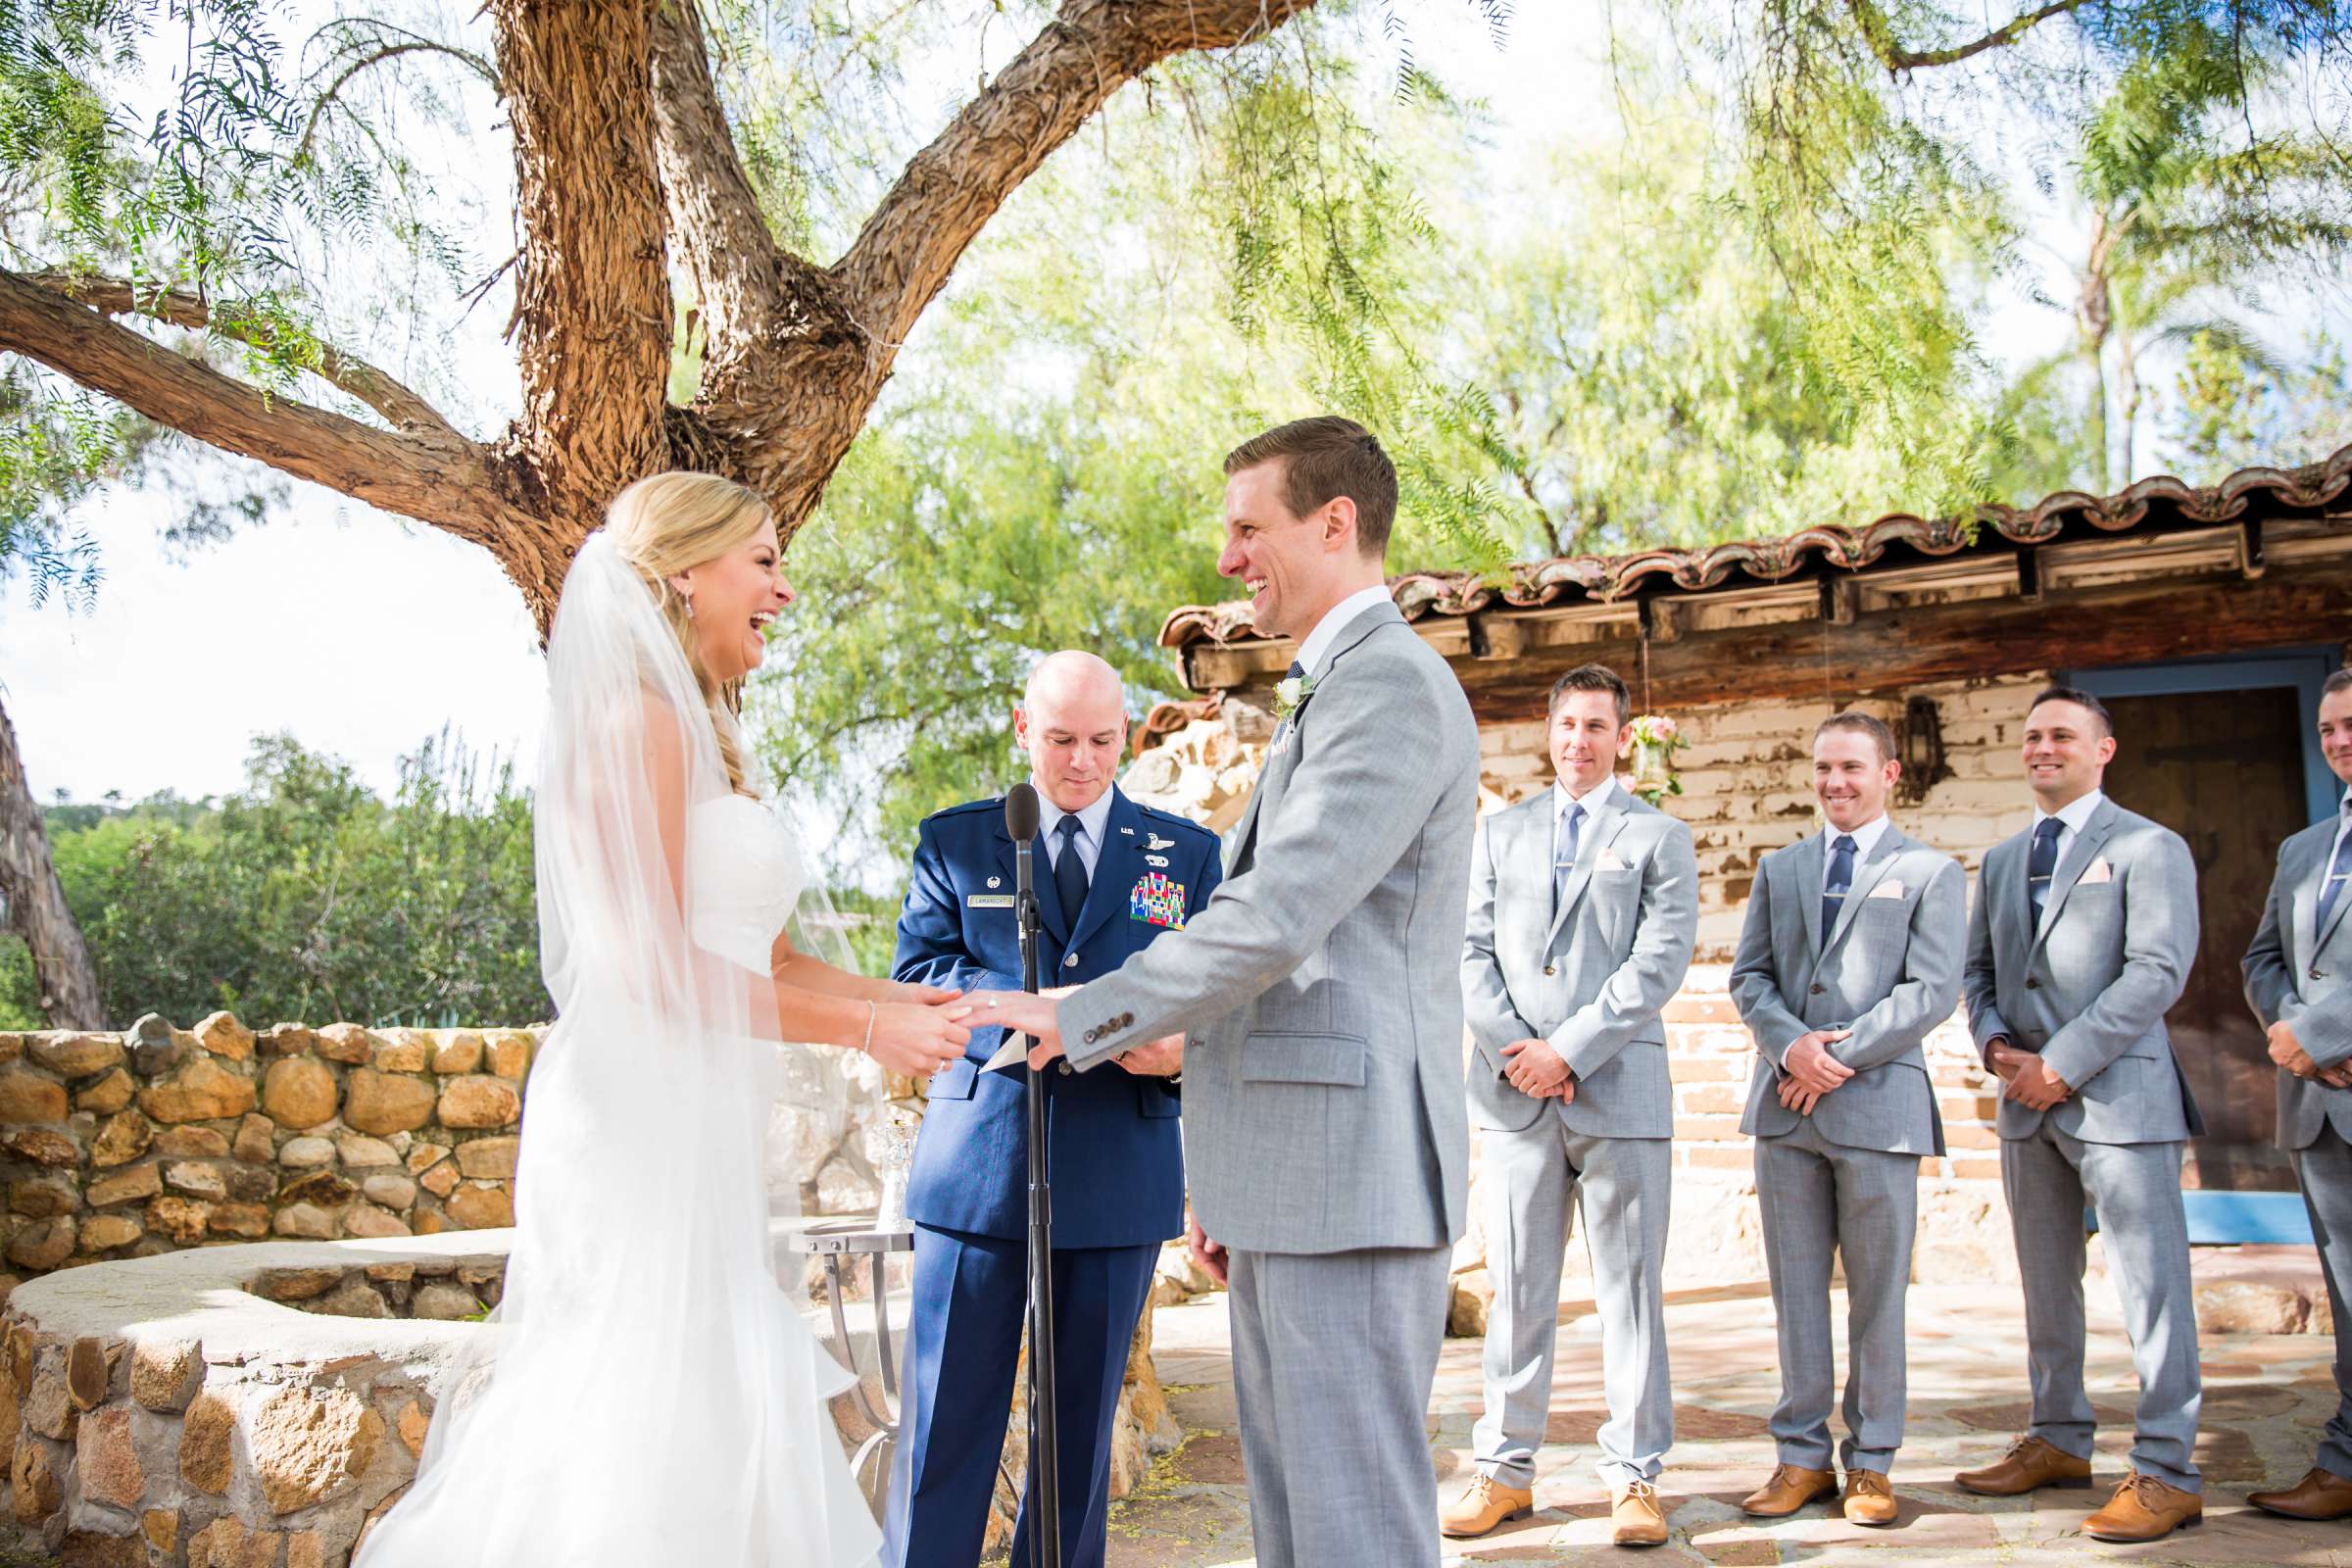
[834,0,1316,369]
[646,0,859,418]
[488,0,673,519]
[1845,0,2102,72]
[20,270,460,437]
[0,268,530,550]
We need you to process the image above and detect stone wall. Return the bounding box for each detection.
[0,1014,546,1290]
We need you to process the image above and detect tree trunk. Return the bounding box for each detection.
[0,695,104,1029]
[0,0,1319,635]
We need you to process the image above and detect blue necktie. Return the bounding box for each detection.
[1822,833,1856,941]
[2028,816,2063,923]
[2320,809,2352,932]
[1553,804,1586,918]
[1053,815,1088,930]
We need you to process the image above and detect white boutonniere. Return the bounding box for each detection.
[1273,673,1317,723]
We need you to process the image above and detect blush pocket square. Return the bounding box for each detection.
[2079,858,2115,885]
[1598,849,1632,870]
[1865,880,1905,900]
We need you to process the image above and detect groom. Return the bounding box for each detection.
[1005,416,1481,1566]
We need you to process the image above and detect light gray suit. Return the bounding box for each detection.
[1460,780,1697,1491]
[1965,796,2204,1491]
[1056,599,1478,1567]
[1731,824,1963,1474]
[2243,800,2352,1480]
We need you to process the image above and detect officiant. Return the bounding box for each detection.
[882,651,1222,1568]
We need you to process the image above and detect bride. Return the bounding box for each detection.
[355,472,973,1567]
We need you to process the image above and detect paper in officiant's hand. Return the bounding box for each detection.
[982,1038,1030,1073]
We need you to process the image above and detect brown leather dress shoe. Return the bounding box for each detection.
[1612,1480,1669,1547]
[1841,1469,1898,1527]
[2082,1472,2201,1543]
[2248,1466,2352,1520]
[1953,1434,2092,1495]
[1740,1463,1838,1517]
[1439,1473,1534,1539]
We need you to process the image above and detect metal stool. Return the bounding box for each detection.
[787,1216,914,1498]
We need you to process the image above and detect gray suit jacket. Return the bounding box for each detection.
[1054,601,1479,1256]
[1963,798,2204,1146]
[1730,825,1963,1156]
[2243,810,2352,1151]
[1459,781,1698,1139]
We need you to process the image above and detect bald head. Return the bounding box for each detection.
[1017,652,1128,813]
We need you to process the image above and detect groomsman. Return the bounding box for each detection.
[2245,665,2352,1520]
[1451,663,1698,1548]
[884,652,1221,1568]
[1730,711,1964,1527]
[1956,685,2204,1544]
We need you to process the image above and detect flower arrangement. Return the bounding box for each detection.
[1626,713,1688,804]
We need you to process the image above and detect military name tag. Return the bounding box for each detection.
[967,894,1016,909]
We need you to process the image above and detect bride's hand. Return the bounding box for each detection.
[896,981,961,1006]
[971,991,1056,1040]
[862,1000,971,1078]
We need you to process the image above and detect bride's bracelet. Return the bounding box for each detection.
[861,1000,877,1055]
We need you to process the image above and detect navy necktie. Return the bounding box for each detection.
[1054,815,1089,930]
[2028,816,2063,923]
[1822,833,1857,941]
[2320,810,2352,932]
[1553,803,1586,918]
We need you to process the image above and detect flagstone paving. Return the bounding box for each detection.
[1103,1279,2352,1566]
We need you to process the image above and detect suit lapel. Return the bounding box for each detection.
[1793,832,1828,960]
[1067,790,1142,953]
[2316,825,2352,957]
[1545,784,1626,949]
[2034,800,2117,950]
[1229,603,1399,870]
[1824,829,1906,956]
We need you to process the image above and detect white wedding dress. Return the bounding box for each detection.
[355,534,881,1568]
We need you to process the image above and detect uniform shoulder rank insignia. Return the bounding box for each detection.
[1130,871,1187,929]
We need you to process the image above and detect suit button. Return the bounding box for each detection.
[1064,955,1080,968]
[1083,1027,1100,1045]
[2026,979,2040,990]
[1809,984,1826,996]
[2316,968,2328,981]
[1058,1061,1072,1076]
[1543,965,1556,977]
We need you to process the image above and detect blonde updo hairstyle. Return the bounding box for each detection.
[602,470,774,797]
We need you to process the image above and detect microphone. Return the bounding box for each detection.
[1004,781,1041,844]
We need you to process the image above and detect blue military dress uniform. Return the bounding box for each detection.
[883,785,1221,1568]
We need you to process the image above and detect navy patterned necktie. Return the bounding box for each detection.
[2321,808,2352,931]
[1054,815,1089,930]
[1553,804,1586,919]
[1821,833,1857,940]
[2028,816,2063,922]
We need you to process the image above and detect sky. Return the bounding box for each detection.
[0,4,2318,812]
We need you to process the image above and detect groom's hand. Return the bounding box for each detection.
[1186,1209,1229,1288]
[1500,1037,1570,1099]
[1114,1034,1184,1076]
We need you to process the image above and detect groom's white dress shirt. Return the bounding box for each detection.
[1294,583,1396,676]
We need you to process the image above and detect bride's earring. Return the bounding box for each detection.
[682,592,697,620]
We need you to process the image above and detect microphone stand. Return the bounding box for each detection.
[1008,797,1062,1568]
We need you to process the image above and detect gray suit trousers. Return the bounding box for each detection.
[1754,1117,1919,1472]
[2294,1125,2352,1482]
[1226,1244,1450,1568]
[2002,1122,2202,1490]
[1475,1118,1673,1489]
